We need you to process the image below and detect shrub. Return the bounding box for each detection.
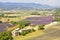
[38,25,45,30]
[20,29,35,36]
[0,21,2,23]
[20,30,26,36]
[10,21,18,25]
[27,29,31,33]
[31,29,35,32]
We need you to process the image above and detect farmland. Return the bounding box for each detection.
[25,16,53,25]
[0,0,60,40]
[0,9,60,40]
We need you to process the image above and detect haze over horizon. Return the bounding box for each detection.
[0,0,60,7]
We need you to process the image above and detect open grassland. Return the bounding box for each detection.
[13,30,44,40]
[29,29,60,40]
[29,22,60,40]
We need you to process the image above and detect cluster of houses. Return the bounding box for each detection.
[11,27,33,36]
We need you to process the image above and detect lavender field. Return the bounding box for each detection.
[25,16,53,25]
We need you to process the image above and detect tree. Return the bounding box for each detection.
[10,21,18,25]
[0,21,2,23]
[54,11,60,16]
[27,29,31,33]
[53,9,60,21]
[0,32,13,40]
[38,25,45,30]
[31,11,40,15]
[19,20,30,29]
[31,29,35,32]
[0,14,4,18]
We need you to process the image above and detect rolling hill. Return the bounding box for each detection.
[0,2,54,10]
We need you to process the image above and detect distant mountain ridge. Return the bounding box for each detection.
[0,2,54,10]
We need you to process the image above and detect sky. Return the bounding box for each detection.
[0,0,60,7]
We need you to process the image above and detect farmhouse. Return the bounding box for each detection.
[0,22,14,32]
[11,28,20,36]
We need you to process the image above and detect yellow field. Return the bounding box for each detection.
[1,18,21,22]
[13,30,44,40]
